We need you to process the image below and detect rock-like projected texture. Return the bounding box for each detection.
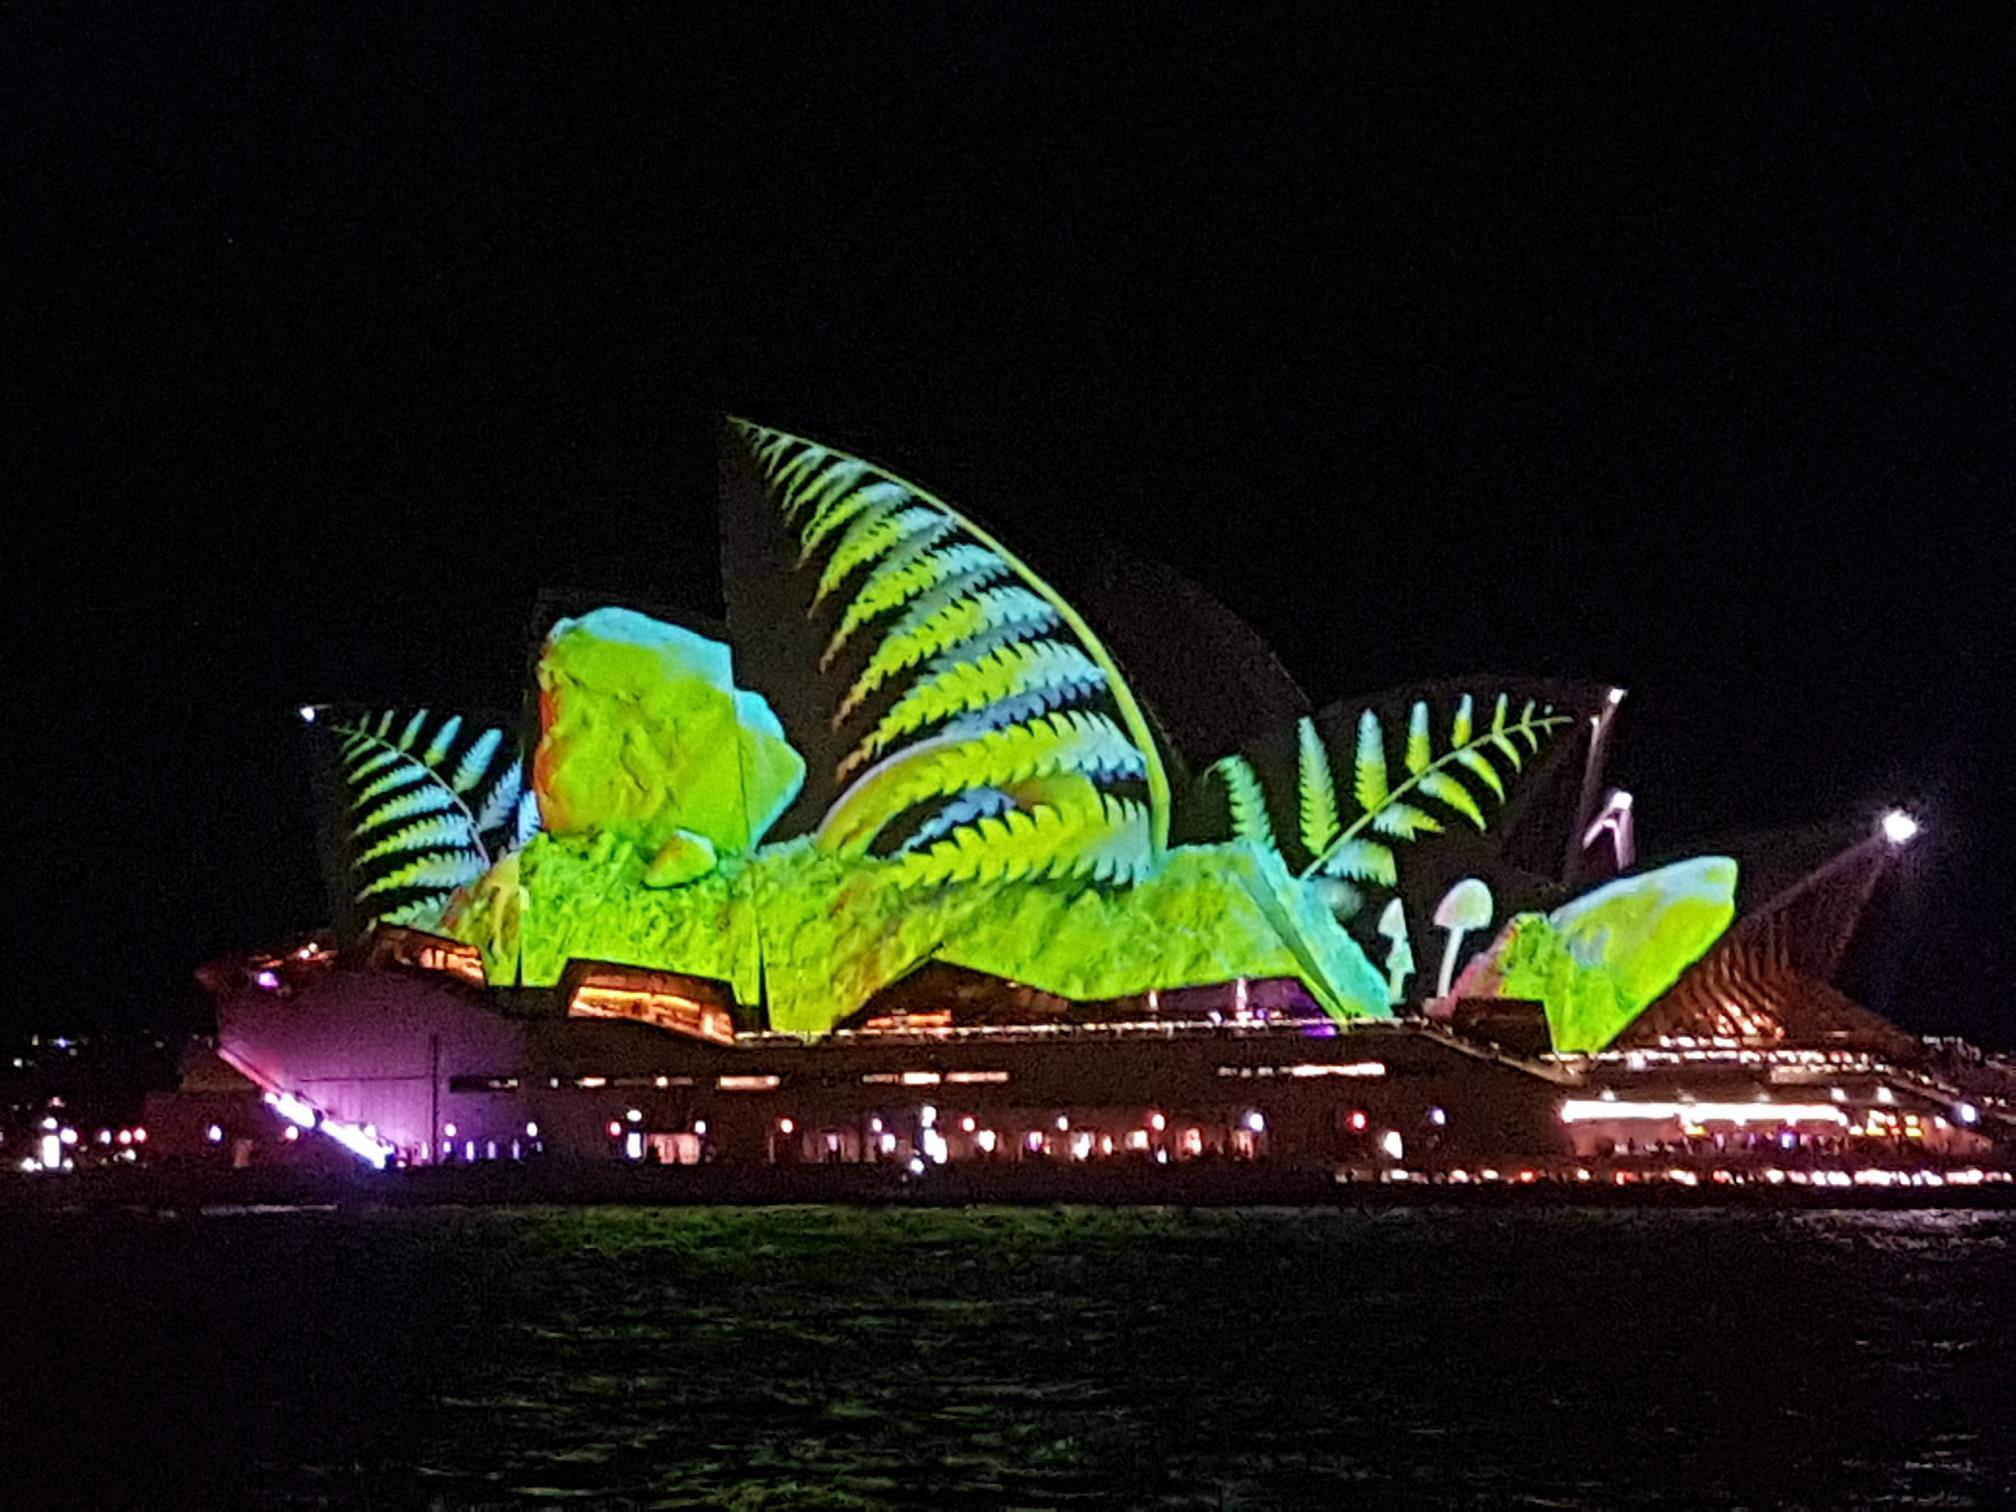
[1458,856,1739,1052]
[533,608,805,859]
[518,834,763,1002]
[749,836,1390,1036]
[451,831,1389,1031]
[440,605,1393,1021]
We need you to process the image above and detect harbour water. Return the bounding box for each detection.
[6,1205,2011,1508]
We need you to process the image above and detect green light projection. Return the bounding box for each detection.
[333,709,536,929]
[1213,700,1571,887]
[1462,856,1740,1052]
[533,609,805,862]
[322,424,1739,1041]
[735,418,1168,885]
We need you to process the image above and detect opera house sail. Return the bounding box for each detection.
[136,421,2004,1186]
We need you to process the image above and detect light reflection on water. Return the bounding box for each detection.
[6,1205,2013,1508]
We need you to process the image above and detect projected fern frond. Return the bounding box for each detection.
[845,640,1108,779]
[733,419,1170,885]
[331,710,527,927]
[1296,716,1340,856]
[1209,754,1276,851]
[1300,695,1572,881]
[1205,692,1572,885]
[890,778,1154,889]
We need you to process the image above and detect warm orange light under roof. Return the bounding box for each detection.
[371,924,485,984]
[564,964,737,1045]
[861,1009,955,1031]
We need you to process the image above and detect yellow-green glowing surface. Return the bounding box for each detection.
[535,608,804,859]
[449,831,1386,1035]
[422,600,1388,1033]
[1493,857,1739,1052]
[329,425,1731,1045]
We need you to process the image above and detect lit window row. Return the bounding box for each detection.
[1216,1062,1386,1079]
[756,1107,1271,1166]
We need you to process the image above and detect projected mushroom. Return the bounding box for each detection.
[1433,878,1494,998]
[1376,898,1414,1005]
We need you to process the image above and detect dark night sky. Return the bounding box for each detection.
[4,8,2007,1041]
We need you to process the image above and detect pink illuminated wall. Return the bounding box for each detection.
[220,969,528,1164]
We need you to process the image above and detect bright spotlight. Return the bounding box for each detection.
[1880,810,1920,847]
[1606,687,1627,706]
[298,705,318,723]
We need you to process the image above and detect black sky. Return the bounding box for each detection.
[4,7,2007,1041]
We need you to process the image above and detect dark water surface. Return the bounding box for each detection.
[4,1204,2011,1508]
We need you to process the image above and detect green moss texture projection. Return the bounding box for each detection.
[440,832,1388,1035]
[515,833,763,1002]
[748,837,1387,1035]
[441,835,761,997]
[439,850,523,983]
[534,608,804,859]
[1484,856,1739,1052]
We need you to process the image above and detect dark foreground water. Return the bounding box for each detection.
[3,1205,2011,1509]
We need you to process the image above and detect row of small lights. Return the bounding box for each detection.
[1391,1166,2009,1187]
[578,1104,1448,1169]
[418,1119,551,1163]
[760,1106,1275,1176]
[18,1117,147,1173]
[604,1108,704,1161]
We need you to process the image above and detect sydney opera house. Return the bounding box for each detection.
[141,421,2011,1188]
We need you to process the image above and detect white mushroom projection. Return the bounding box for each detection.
[1432,877,1495,998]
[1376,898,1414,1005]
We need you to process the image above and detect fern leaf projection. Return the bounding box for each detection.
[331,710,531,927]
[732,420,1171,886]
[1207,693,1569,885]
[1209,754,1277,851]
[1298,694,1571,882]
[1295,716,1341,856]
